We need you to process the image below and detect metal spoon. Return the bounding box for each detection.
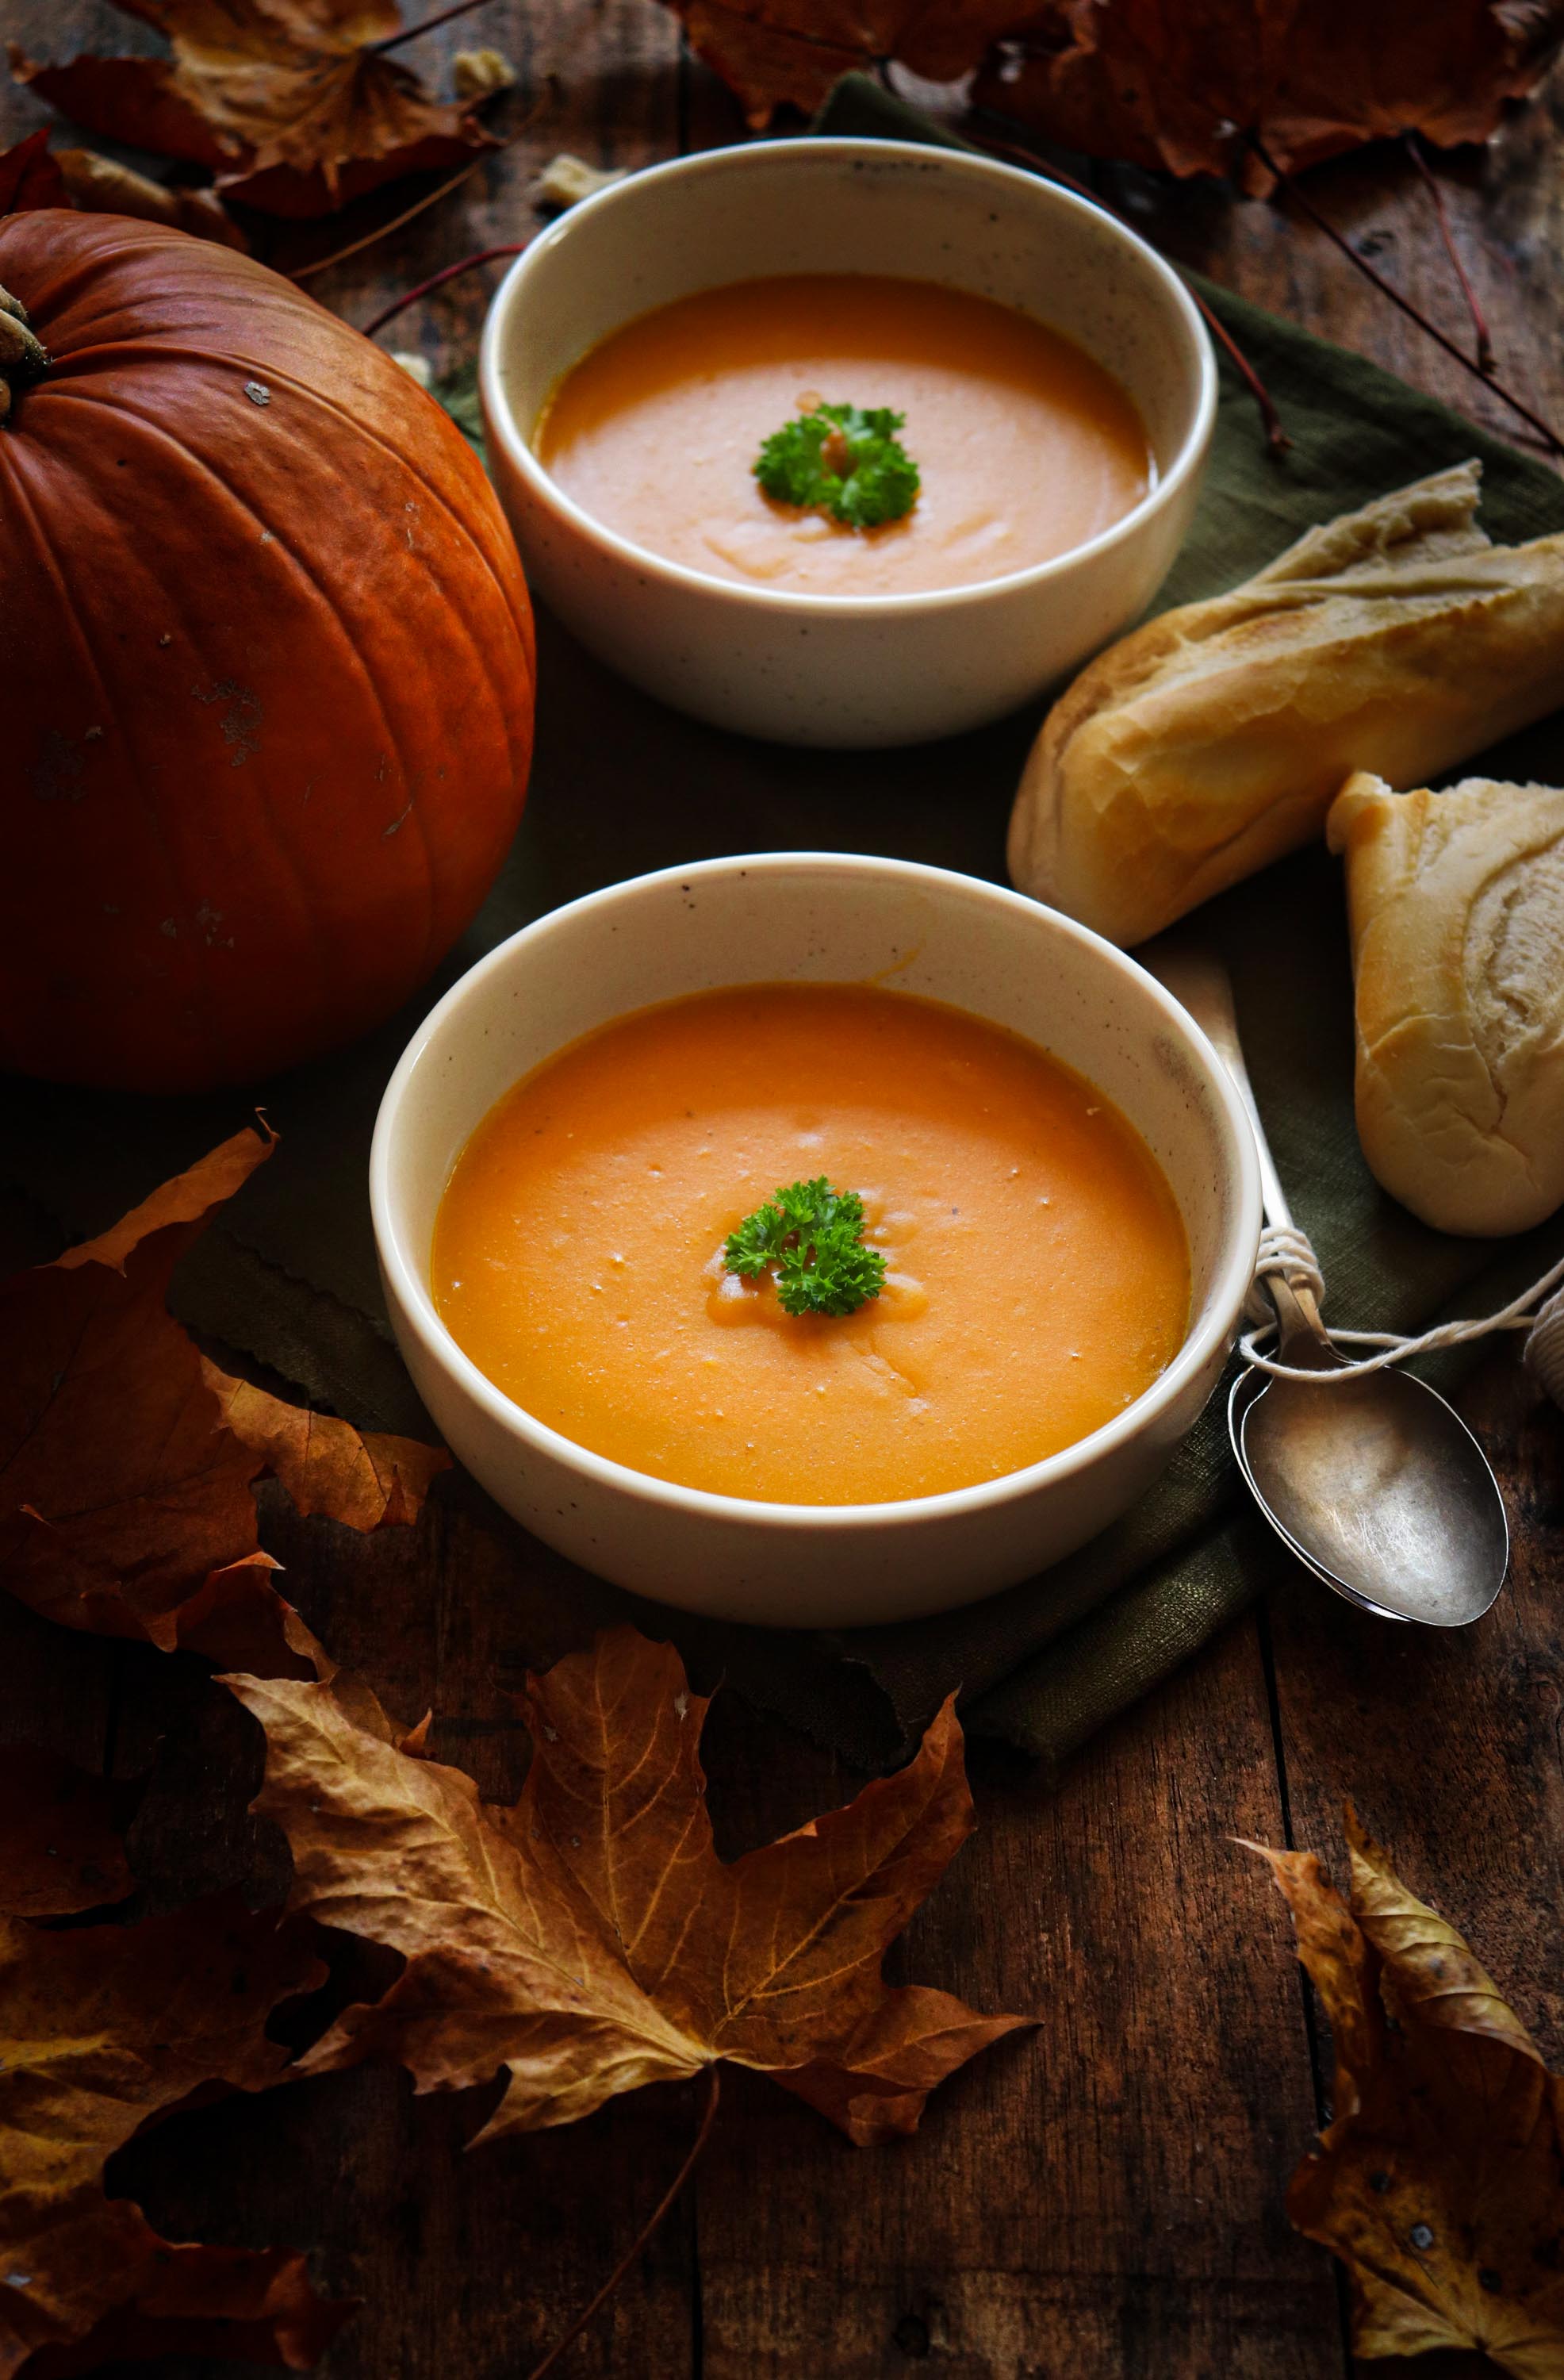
[1143,939,1509,1627]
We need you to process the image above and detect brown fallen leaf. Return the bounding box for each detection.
[53,146,250,247]
[974,0,1564,195]
[0,1127,447,1672]
[0,125,245,241]
[0,1748,135,1918]
[0,1894,351,2377]
[54,1119,274,1272]
[226,1626,1029,2148]
[0,1130,275,1652]
[10,0,504,221]
[0,129,68,213]
[171,1550,337,1681]
[203,1367,449,1532]
[658,0,1023,129]
[1248,1807,1564,2374]
[653,0,1562,175]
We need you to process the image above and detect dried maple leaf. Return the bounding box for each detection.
[0,125,245,240]
[1249,1807,1564,2374]
[0,1748,135,1919]
[9,0,503,221]
[659,0,1025,129]
[0,1126,447,1672]
[203,1366,449,1530]
[974,0,1564,195]
[53,146,250,247]
[226,1626,1029,2148]
[654,0,1562,174]
[0,1894,351,2377]
[0,130,68,213]
[0,1130,275,1652]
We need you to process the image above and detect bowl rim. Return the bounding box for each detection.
[477,136,1218,620]
[370,852,1262,1535]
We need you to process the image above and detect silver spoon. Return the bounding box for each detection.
[1143,939,1509,1627]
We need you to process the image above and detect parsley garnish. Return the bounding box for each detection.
[753,402,920,531]
[723,1177,888,1319]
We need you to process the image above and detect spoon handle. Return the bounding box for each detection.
[1137,935,1333,1361]
[1136,938,1291,1224]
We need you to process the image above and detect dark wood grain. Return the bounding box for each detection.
[3,11,1563,2378]
[1095,78,1564,463]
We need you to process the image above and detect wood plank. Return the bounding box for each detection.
[1111,68,1564,460]
[109,2066,704,2380]
[693,1623,1342,2379]
[1270,1359,1564,2060]
[1264,1354,1564,2380]
[1119,76,1564,2379]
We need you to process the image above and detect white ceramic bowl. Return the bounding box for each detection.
[479,139,1215,748]
[372,855,1260,1626]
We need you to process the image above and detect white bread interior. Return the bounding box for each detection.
[1008,462,1564,946]
[1327,770,1564,1237]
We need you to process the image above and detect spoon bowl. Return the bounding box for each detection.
[1229,1360,1508,1625]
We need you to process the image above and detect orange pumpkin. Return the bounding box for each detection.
[0,212,535,1092]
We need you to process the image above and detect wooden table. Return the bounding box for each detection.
[5,11,1564,2376]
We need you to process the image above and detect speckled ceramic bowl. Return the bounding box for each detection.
[371,854,1260,1626]
[479,139,1215,747]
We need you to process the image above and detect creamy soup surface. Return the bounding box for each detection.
[431,984,1190,1506]
[533,274,1154,597]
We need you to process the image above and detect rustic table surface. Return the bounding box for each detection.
[5,9,1564,2378]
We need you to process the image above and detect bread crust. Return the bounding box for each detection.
[1327,770,1564,1237]
[1007,462,1564,946]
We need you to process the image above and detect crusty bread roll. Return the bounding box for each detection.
[1327,770,1564,1236]
[1008,462,1564,946]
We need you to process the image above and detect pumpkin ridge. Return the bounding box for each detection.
[106,362,541,954]
[52,367,527,996]
[25,376,352,1028]
[240,495,445,979]
[52,311,520,585]
[216,355,535,660]
[56,348,529,645]
[0,236,120,351]
[100,343,539,723]
[0,440,227,1080]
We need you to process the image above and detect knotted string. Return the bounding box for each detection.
[1242,1225,1564,1409]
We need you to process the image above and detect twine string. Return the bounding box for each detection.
[1241,1226,1564,1408]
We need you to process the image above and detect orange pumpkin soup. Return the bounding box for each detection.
[431,984,1189,1506]
[533,275,1153,597]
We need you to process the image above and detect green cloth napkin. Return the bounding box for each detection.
[6,82,1562,1776]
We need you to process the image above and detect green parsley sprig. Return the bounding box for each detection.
[753,402,920,531]
[723,1177,887,1319]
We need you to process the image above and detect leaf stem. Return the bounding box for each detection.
[1401,132,1495,375]
[1248,132,1562,459]
[291,158,488,282]
[964,111,1290,455]
[525,2066,721,2380]
[374,0,492,54]
[360,242,524,338]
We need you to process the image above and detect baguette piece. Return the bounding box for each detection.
[1008,462,1564,946]
[1327,770,1564,1236]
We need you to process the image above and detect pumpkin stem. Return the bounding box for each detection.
[0,284,48,425]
